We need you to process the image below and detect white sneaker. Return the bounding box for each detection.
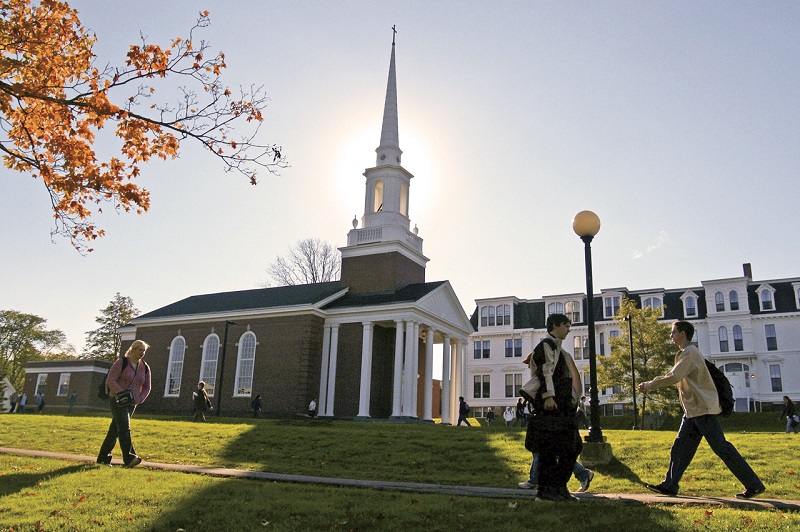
[518,480,537,490]
[578,470,594,493]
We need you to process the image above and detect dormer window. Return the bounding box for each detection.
[684,296,697,317]
[604,296,621,318]
[759,286,775,311]
[565,301,581,323]
[480,306,496,327]
[496,304,511,326]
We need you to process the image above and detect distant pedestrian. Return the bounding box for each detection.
[36,393,45,413]
[640,320,765,499]
[251,395,262,418]
[780,396,798,434]
[457,396,472,426]
[67,392,77,414]
[9,391,18,413]
[576,396,588,429]
[18,392,27,413]
[503,406,514,427]
[193,381,212,422]
[515,398,525,427]
[486,407,495,427]
[308,398,317,418]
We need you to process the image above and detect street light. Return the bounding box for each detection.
[216,320,237,416]
[572,210,603,443]
[625,314,639,430]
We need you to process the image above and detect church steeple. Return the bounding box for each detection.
[376,29,401,167]
[339,29,429,295]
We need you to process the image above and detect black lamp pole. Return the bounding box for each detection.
[216,320,236,416]
[625,314,639,430]
[573,210,603,444]
[581,234,603,443]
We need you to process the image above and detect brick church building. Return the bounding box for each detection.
[120,37,474,422]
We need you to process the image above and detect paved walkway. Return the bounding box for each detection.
[2,447,799,512]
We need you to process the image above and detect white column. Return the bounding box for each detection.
[318,325,331,415]
[357,321,374,417]
[410,321,420,418]
[450,340,460,423]
[391,320,405,417]
[402,320,416,416]
[440,334,451,424]
[324,325,339,417]
[423,325,434,421]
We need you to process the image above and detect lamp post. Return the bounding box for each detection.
[625,314,639,430]
[572,210,603,443]
[216,320,237,416]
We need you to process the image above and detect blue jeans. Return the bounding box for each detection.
[661,414,763,493]
[99,397,139,465]
[786,418,798,434]
[529,453,589,484]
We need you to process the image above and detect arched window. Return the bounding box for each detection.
[372,180,384,212]
[565,301,580,323]
[496,304,510,326]
[548,302,564,315]
[234,331,257,396]
[165,336,186,396]
[684,296,697,317]
[487,306,495,326]
[200,334,220,395]
[718,326,729,352]
[729,291,739,311]
[715,292,725,312]
[732,325,743,351]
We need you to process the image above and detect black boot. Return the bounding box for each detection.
[96,452,112,465]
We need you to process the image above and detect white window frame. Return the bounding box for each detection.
[729,290,740,311]
[234,331,257,397]
[641,294,665,317]
[715,291,725,312]
[35,374,47,396]
[505,373,522,398]
[680,291,698,318]
[603,295,621,319]
[757,284,776,312]
[57,373,71,396]
[165,336,186,397]
[199,334,220,396]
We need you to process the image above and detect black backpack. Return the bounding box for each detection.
[705,360,734,417]
[97,357,129,400]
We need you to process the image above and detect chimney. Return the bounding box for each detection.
[743,263,752,279]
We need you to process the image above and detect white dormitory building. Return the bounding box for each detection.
[465,263,800,418]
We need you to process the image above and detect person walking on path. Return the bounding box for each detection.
[639,320,765,499]
[192,381,212,422]
[486,407,495,427]
[457,397,472,426]
[9,391,18,413]
[308,398,317,418]
[97,340,152,468]
[18,392,27,413]
[780,396,798,434]
[503,406,514,427]
[251,394,262,418]
[67,392,77,414]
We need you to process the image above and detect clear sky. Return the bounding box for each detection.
[2,1,799,353]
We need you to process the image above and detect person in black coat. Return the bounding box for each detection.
[780,396,798,434]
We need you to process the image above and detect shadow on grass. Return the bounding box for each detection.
[0,462,88,498]
[593,456,645,486]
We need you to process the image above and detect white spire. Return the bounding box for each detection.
[376,32,402,167]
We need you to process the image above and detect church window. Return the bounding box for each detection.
[372,180,384,212]
[165,336,185,396]
[234,332,257,396]
[400,182,409,216]
[200,334,220,396]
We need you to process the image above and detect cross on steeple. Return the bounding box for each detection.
[392,25,397,45]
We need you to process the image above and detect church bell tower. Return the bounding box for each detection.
[340,31,429,295]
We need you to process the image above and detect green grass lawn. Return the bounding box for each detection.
[1,413,799,531]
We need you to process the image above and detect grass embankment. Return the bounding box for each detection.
[1,413,798,531]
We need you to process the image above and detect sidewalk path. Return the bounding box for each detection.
[2,447,798,512]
